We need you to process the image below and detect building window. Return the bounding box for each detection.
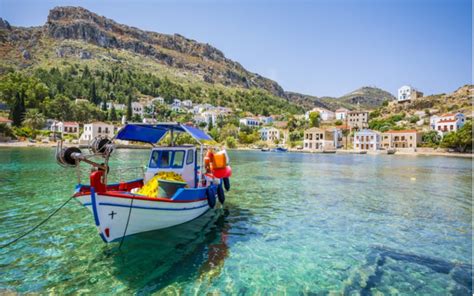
[98,127,102,133]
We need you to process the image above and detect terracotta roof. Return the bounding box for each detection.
[335,108,349,112]
[0,116,12,123]
[384,129,419,134]
[62,121,79,125]
[441,113,456,117]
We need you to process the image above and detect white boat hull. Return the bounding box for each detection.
[76,192,211,243]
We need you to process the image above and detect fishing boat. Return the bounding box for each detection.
[56,123,232,243]
[271,147,288,152]
[261,147,270,152]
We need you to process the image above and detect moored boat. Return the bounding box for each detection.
[56,123,232,243]
[271,147,288,152]
[387,148,396,155]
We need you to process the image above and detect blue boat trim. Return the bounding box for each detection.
[90,188,100,227]
[97,202,209,211]
[90,187,107,243]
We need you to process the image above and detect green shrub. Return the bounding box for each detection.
[225,136,237,148]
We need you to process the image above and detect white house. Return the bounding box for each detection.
[202,111,218,126]
[172,99,181,107]
[171,106,184,113]
[354,129,380,151]
[131,102,144,117]
[182,100,193,108]
[305,107,335,121]
[50,121,80,137]
[239,117,260,128]
[80,122,115,143]
[303,127,336,151]
[260,127,280,143]
[152,97,165,105]
[106,102,126,111]
[258,116,273,125]
[398,85,424,102]
[335,108,349,120]
[193,115,207,125]
[431,113,465,135]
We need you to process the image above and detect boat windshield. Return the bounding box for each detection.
[149,150,186,169]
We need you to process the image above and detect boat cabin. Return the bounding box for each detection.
[145,146,198,188]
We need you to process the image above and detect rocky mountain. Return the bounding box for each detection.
[0,6,400,113]
[286,86,396,111]
[0,6,284,96]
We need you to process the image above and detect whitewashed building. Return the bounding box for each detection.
[80,122,115,143]
[305,107,335,121]
[335,108,349,120]
[182,100,193,108]
[153,97,165,104]
[258,116,273,125]
[106,102,126,111]
[172,99,181,107]
[50,121,80,137]
[431,113,465,135]
[131,102,144,117]
[239,117,260,128]
[260,127,280,143]
[398,85,424,102]
[354,129,380,151]
[303,127,337,151]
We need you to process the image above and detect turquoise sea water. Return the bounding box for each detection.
[0,148,472,294]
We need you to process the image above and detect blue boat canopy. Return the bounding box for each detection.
[115,123,214,144]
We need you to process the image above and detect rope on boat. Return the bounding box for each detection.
[0,196,74,249]
[118,197,134,250]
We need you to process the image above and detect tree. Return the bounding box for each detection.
[309,111,320,128]
[441,122,472,152]
[422,130,441,147]
[23,109,46,130]
[335,120,343,126]
[101,100,107,112]
[126,95,133,120]
[207,120,214,131]
[10,92,26,127]
[108,104,117,122]
[342,128,350,149]
[89,81,100,105]
[225,136,237,148]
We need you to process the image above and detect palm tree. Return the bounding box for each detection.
[23,109,46,130]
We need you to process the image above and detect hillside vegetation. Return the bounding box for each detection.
[286,86,396,111]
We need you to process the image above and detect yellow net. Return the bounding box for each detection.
[137,171,186,197]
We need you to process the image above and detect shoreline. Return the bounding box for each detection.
[0,141,472,159]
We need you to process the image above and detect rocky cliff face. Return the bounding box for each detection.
[43,6,285,96]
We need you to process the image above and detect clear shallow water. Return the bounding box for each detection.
[0,148,472,294]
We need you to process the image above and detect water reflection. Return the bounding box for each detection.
[103,204,251,293]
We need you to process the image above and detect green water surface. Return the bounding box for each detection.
[0,148,472,294]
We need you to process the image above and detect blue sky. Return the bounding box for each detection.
[1,0,471,97]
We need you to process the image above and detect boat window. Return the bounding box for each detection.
[149,151,160,168]
[159,151,171,168]
[186,149,194,164]
[172,151,184,168]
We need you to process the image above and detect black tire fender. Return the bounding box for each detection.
[223,177,230,191]
[206,187,216,208]
[217,184,225,204]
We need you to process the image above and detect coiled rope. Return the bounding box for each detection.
[0,196,74,249]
